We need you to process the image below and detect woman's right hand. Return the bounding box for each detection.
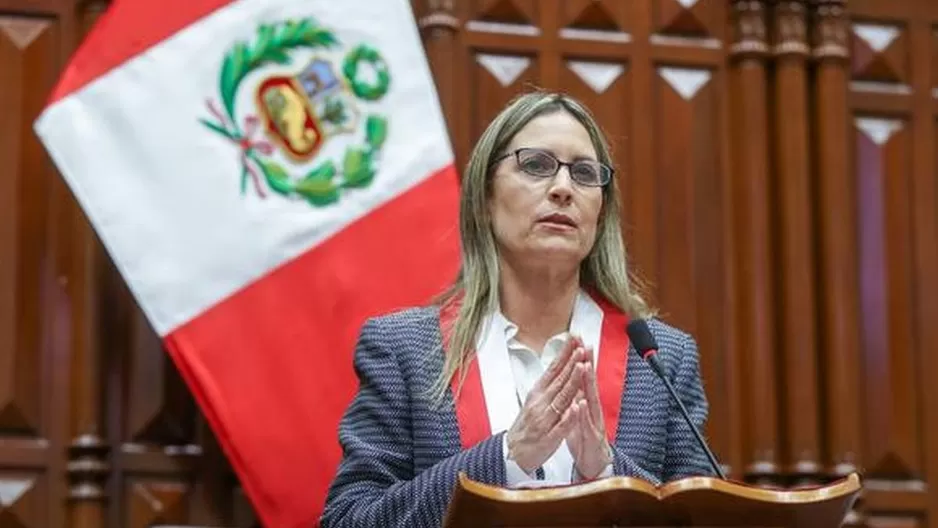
[505,336,590,474]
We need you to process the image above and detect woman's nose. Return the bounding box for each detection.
[548,167,575,204]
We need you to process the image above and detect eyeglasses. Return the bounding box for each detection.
[491,148,613,187]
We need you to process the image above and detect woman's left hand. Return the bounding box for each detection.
[566,350,613,480]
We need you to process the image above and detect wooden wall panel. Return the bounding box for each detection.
[0,0,256,526]
[0,12,64,528]
[840,1,938,525]
[0,0,936,527]
[469,52,541,137]
[555,59,629,174]
[653,65,717,333]
[853,116,918,476]
[651,62,739,482]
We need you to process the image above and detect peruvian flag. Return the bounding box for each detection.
[34,0,459,526]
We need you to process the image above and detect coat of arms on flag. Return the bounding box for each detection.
[199,18,391,206]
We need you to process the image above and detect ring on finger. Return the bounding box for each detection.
[549,401,562,415]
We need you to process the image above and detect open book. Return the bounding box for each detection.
[444,472,861,528]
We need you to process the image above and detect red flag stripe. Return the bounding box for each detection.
[49,0,233,103]
[163,165,460,528]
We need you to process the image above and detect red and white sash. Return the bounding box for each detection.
[440,291,630,449]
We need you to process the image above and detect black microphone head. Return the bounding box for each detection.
[626,319,658,356]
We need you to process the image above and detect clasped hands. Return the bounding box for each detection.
[505,336,613,480]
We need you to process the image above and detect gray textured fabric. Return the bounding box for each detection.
[320,306,715,528]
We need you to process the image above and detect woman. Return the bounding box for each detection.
[320,91,714,527]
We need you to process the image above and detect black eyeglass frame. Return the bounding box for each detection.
[490,147,614,188]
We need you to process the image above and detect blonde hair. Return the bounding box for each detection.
[430,90,654,402]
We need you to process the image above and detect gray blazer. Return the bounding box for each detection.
[320,306,715,528]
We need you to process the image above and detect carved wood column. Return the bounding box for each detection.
[770,0,822,486]
[906,5,938,525]
[417,0,461,163]
[809,3,865,523]
[809,0,863,486]
[64,189,110,528]
[729,0,779,485]
[66,3,111,526]
[908,1,938,523]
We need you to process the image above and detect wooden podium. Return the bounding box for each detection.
[443,472,861,528]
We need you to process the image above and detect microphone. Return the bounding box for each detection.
[626,319,727,480]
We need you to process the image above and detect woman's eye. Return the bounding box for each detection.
[520,155,554,173]
[573,164,600,181]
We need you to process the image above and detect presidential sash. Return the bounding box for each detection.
[440,291,630,449]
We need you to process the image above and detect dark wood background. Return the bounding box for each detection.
[1,0,935,526]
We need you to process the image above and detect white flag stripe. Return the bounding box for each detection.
[35,0,453,335]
